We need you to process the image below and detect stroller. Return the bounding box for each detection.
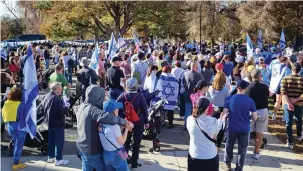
[9,99,49,156]
[138,88,167,152]
[39,68,55,90]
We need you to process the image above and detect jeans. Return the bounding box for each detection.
[45,59,50,70]
[8,122,27,165]
[179,94,185,117]
[109,88,124,100]
[184,101,193,127]
[103,150,129,171]
[224,131,249,171]
[64,67,73,84]
[284,104,303,143]
[124,121,144,167]
[78,149,104,171]
[48,127,64,160]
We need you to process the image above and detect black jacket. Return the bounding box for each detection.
[43,92,66,128]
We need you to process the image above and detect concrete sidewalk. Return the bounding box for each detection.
[1,133,302,171]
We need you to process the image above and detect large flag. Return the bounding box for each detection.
[132,29,141,49]
[257,28,263,50]
[18,44,39,138]
[279,29,286,49]
[116,33,127,49]
[89,45,99,74]
[107,32,117,60]
[246,33,254,58]
[1,47,7,59]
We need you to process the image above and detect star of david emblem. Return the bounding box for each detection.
[162,83,175,99]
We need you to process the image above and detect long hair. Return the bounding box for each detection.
[192,99,210,118]
[212,71,226,90]
[147,65,158,77]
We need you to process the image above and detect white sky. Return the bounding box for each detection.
[0,0,17,17]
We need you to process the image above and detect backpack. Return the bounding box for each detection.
[124,93,139,122]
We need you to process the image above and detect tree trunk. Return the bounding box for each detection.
[94,26,99,44]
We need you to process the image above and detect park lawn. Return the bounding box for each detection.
[268,99,303,153]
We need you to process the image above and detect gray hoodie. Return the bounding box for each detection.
[76,85,127,155]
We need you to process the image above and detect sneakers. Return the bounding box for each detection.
[224,163,232,171]
[55,159,69,166]
[131,163,142,170]
[253,152,262,160]
[47,158,55,163]
[286,143,294,150]
[12,163,27,170]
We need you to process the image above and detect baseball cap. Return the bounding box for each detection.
[215,63,223,71]
[103,99,123,113]
[236,80,249,89]
[111,55,123,62]
[126,78,138,90]
[196,97,210,112]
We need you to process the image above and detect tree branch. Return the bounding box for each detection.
[1,0,19,21]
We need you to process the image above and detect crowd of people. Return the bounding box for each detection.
[1,39,303,171]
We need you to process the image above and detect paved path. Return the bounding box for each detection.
[1,133,302,171]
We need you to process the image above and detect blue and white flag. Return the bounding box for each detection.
[154,73,179,111]
[18,44,39,138]
[107,32,117,60]
[1,47,7,59]
[153,37,157,48]
[116,34,127,49]
[89,45,99,74]
[257,28,263,50]
[132,29,141,49]
[246,33,254,58]
[279,29,286,49]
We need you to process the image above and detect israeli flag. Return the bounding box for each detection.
[18,44,39,138]
[116,34,127,49]
[132,29,141,49]
[153,37,157,48]
[246,33,254,58]
[89,45,99,74]
[1,47,7,59]
[257,28,263,50]
[107,32,117,60]
[279,29,286,49]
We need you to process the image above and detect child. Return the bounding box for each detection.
[2,86,27,170]
[99,99,133,171]
[190,80,214,116]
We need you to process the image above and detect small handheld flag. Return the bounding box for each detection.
[1,47,7,59]
[116,34,127,50]
[107,32,117,60]
[279,29,286,49]
[246,33,254,58]
[89,45,99,75]
[257,28,263,50]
